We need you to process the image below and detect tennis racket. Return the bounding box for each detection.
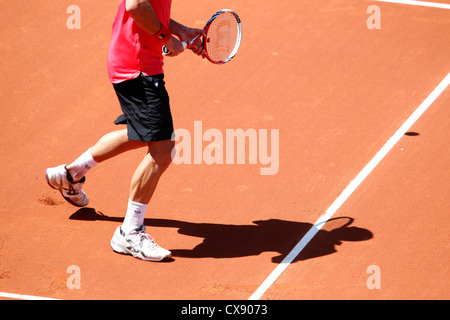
[163,9,242,64]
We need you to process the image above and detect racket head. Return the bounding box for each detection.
[203,9,242,64]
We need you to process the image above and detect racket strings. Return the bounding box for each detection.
[206,12,240,63]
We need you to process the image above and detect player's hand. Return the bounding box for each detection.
[164,36,185,57]
[180,27,206,57]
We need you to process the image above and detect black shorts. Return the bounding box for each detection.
[113,73,174,142]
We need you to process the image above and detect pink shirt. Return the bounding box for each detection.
[107,0,172,84]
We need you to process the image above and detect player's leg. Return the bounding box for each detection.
[89,129,146,163]
[129,139,174,204]
[110,138,174,261]
[45,129,146,207]
[119,138,174,234]
[65,129,145,181]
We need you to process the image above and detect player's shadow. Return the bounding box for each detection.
[70,208,373,263]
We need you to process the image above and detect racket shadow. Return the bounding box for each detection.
[70,208,373,263]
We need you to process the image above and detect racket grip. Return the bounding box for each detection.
[162,41,188,55]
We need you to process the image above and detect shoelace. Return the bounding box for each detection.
[72,183,83,194]
[130,231,160,250]
[66,181,84,196]
[66,176,85,195]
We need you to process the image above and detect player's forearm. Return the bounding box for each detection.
[169,19,185,39]
[125,0,163,35]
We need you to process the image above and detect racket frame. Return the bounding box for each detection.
[202,9,242,64]
[163,9,242,65]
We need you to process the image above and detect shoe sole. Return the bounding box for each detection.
[44,169,87,208]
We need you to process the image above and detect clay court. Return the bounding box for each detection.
[0,0,449,300]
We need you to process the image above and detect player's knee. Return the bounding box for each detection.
[152,148,173,170]
[157,151,172,170]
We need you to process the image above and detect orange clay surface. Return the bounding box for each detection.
[0,0,449,300]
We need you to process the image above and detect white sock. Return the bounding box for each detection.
[68,148,99,182]
[121,199,147,234]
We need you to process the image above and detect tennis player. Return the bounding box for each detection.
[45,0,205,261]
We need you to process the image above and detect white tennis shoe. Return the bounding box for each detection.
[110,225,172,262]
[44,164,89,207]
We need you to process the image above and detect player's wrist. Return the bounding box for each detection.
[153,24,171,43]
[178,25,187,37]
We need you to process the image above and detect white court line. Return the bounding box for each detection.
[373,0,450,9]
[249,72,450,300]
[0,291,59,300]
